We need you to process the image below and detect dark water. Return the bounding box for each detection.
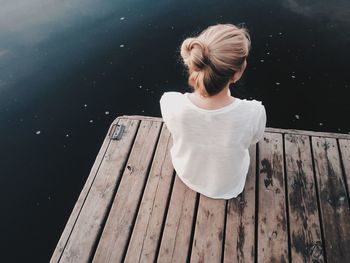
[0,0,349,261]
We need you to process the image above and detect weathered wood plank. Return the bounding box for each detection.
[311,137,350,262]
[223,144,256,263]
[265,127,350,140]
[339,139,350,201]
[50,117,120,262]
[119,115,163,122]
[119,115,350,140]
[123,124,174,262]
[92,120,161,263]
[190,195,226,262]
[156,175,197,262]
[51,115,350,263]
[258,132,289,263]
[284,134,324,262]
[57,118,140,263]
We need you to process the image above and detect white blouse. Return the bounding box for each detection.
[159,91,266,199]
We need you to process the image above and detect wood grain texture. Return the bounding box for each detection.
[124,124,174,262]
[92,120,161,263]
[50,118,120,263]
[157,175,197,263]
[285,134,324,262]
[50,115,350,263]
[190,195,226,263]
[257,132,289,263]
[57,118,139,263]
[265,128,350,140]
[224,144,256,263]
[339,139,350,201]
[119,115,350,139]
[312,137,350,262]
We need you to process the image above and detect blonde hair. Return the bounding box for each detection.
[180,23,251,97]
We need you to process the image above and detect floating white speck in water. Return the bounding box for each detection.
[295,115,300,119]
[65,134,69,137]
[278,32,282,35]
[89,119,93,123]
[269,34,273,37]
[105,111,109,115]
[120,44,124,48]
[260,59,264,62]
[171,26,175,30]
[275,82,280,85]
[84,104,87,107]
[120,17,125,20]
[48,196,51,200]
[319,122,323,126]
[36,130,41,135]
[266,52,270,55]
[138,85,142,89]
[291,75,296,78]
[141,110,145,113]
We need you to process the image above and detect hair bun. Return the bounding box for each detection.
[179,23,250,97]
[180,38,210,71]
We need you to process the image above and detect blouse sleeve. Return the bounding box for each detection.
[250,104,267,144]
[159,92,172,131]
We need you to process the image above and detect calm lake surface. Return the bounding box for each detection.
[1,0,349,261]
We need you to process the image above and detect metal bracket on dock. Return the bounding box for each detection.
[111,124,125,140]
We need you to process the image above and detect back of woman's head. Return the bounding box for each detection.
[180,23,251,97]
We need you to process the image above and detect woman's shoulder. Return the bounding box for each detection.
[160,91,185,106]
[160,91,183,99]
[240,98,263,106]
[238,98,264,112]
[235,98,265,124]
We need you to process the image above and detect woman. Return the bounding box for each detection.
[159,23,266,199]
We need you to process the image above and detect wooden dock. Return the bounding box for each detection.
[51,115,350,263]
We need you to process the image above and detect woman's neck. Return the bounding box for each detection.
[189,85,235,110]
[194,85,232,100]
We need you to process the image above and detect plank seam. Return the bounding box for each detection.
[336,139,350,210]
[136,122,168,262]
[221,200,228,263]
[56,119,119,262]
[154,167,177,262]
[309,136,328,263]
[186,192,200,263]
[120,120,163,263]
[282,134,292,263]
[88,119,141,262]
[254,142,259,263]
[170,173,184,261]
